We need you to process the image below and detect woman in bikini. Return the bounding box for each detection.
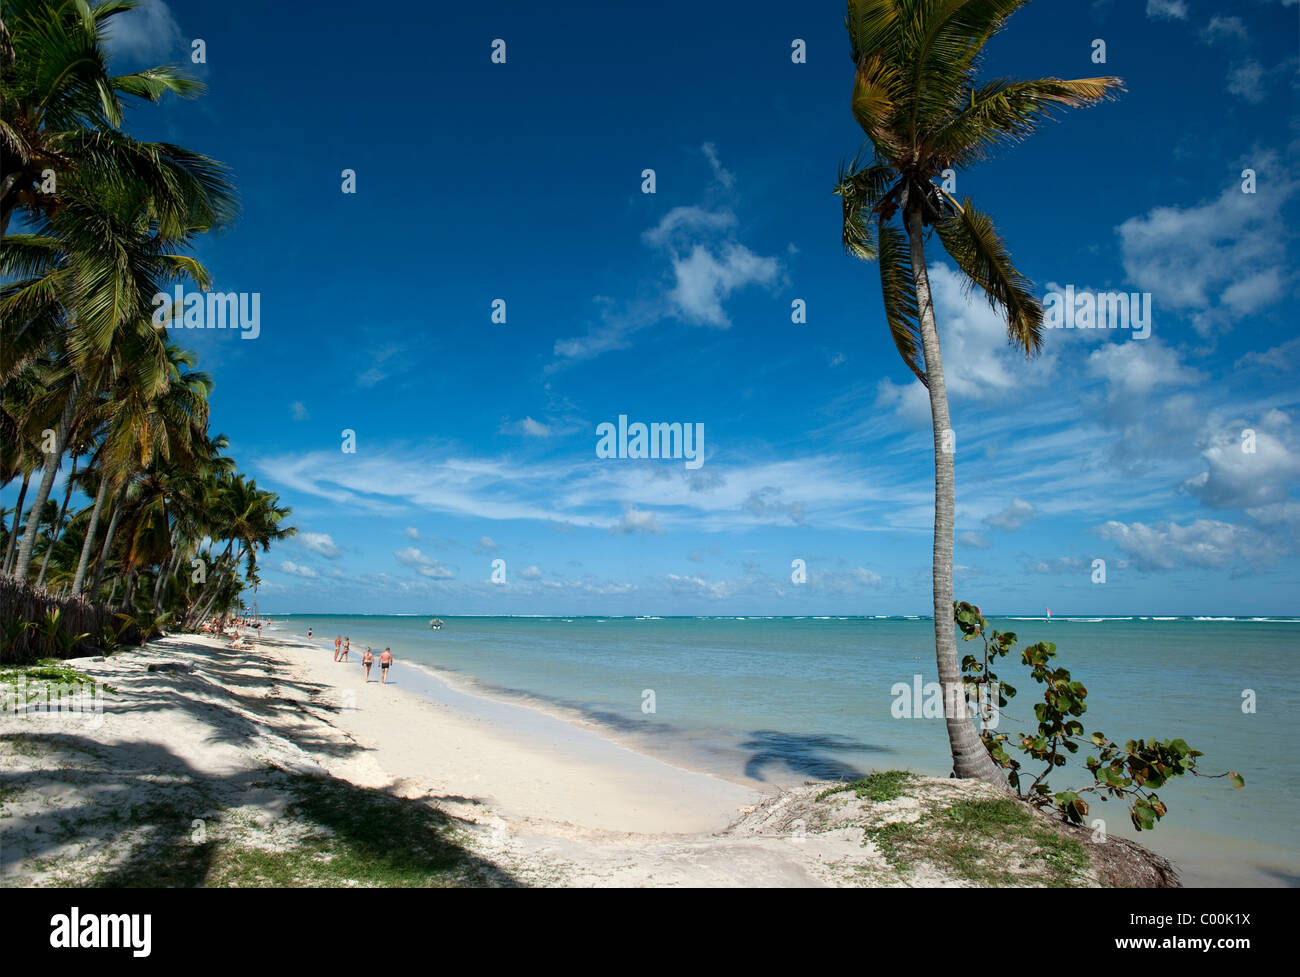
[333,635,341,662]
[379,647,393,684]
[361,647,374,682]
[339,637,349,663]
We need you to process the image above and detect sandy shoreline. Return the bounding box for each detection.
[0,625,1177,887]
[283,629,764,835]
[0,627,857,885]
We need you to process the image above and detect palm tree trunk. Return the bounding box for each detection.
[184,539,234,628]
[2,468,31,575]
[906,205,1008,788]
[36,454,78,589]
[72,474,111,595]
[192,576,228,628]
[120,570,138,611]
[152,540,180,613]
[11,386,77,582]
[89,481,129,599]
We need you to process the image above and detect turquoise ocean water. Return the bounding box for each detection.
[276,614,1298,887]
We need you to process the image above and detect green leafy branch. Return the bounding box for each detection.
[955,601,1244,831]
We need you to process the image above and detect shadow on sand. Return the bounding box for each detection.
[0,637,522,888]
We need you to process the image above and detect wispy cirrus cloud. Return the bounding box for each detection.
[550,144,780,367]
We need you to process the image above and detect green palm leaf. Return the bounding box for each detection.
[934,197,1043,355]
[877,220,928,385]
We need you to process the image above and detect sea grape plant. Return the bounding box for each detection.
[954,601,1245,831]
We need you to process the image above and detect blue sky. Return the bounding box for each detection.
[60,0,1300,614]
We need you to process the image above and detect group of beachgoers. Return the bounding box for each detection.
[200,616,263,648]
[305,627,394,684]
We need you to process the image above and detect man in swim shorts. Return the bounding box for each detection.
[379,647,393,684]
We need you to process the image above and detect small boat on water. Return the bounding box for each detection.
[429,618,445,630]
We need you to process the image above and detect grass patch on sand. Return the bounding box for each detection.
[818,769,916,803]
[862,797,1090,887]
[0,660,116,695]
[207,776,507,887]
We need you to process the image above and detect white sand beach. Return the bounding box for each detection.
[0,625,1168,887]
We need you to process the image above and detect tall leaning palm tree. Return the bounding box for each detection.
[835,0,1121,784]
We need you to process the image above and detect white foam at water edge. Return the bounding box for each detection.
[1194,617,1236,621]
[1154,616,1177,620]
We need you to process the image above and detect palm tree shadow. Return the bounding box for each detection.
[738,729,889,782]
[1,730,522,888]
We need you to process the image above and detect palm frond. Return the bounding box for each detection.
[834,156,898,260]
[934,197,1042,356]
[877,218,928,386]
[930,75,1124,166]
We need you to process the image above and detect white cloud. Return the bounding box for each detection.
[612,507,664,535]
[299,532,339,558]
[1184,412,1300,510]
[1028,556,1087,575]
[356,344,405,389]
[1236,336,1300,373]
[1226,59,1266,102]
[291,401,309,421]
[404,526,420,539]
[255,440,929,537]
[702,142,735,189]
[741,487,806,524]
[641,207,737,249]
[852,566,883,586]
[665,573,734,600]
[499,416,553,438]
[520,565,542,581]
[1085,340,1203,396]
[1094,518,1271,570]
[874,377,931,428]
[959,531,991,550]
[476,535,499,553]
[1116,164,1295,333]
[666,244,780,327]
[393,547,454,579]
[642,206,780,328]
[1201,16,1248,43]
[1146,0,1187,20]
[103,0,183,63]
[985,498,1035,532]
[279,560,318,579]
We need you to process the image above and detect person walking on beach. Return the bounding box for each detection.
[362,647,374,682]
[307,627,313,641]
[343,637,350,661]
[334,634,341,662]
[339,638,349,662]
[379,647,393,684]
